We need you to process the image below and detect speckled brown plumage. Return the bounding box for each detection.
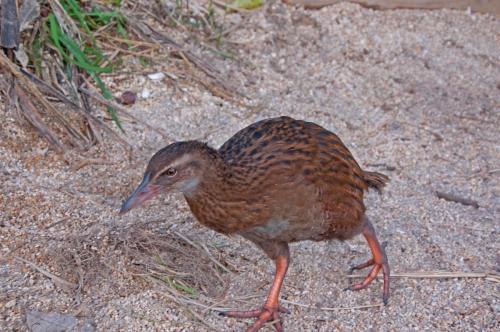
[121,116,391,332]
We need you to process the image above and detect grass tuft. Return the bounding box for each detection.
[43,1,125,130]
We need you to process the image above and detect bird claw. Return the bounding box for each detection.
[345,260,390,305]
[220,305,289,332]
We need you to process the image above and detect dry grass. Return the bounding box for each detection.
[0,0,243,152]
[347,271,500,282]
[27,220,236,317]
[121,228,232,298]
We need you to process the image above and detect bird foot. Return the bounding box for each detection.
[220,305,289,332]
[346,258,390,305]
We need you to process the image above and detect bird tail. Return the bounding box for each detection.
[363,171,389,194]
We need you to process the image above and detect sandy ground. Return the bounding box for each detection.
[1,2,499,331]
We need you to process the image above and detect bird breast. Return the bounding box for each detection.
[251,218,291,239]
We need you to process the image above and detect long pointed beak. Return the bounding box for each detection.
[120,173,160,214]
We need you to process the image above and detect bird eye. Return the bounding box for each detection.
[164,167,177,177]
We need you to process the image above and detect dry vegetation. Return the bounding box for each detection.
[1,0,256,329]
[0,0,244,151]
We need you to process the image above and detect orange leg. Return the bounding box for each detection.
[220,254,290,332]
[347,218,390,305]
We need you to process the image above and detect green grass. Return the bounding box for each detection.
[25,0,247,137]
[37,1,127,131]
[161,276,198,296]
[154,255,198,296]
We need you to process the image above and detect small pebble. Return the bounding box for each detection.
[117,91,137,105]
[140,88,151,99]
[147,72,166,81]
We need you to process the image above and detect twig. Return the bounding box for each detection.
[201,294,262,314]
[15,256,78,290]
[105,35,162,49]
[204,296,383,312]
[172,231,233,274]
[346,271,499,282]
[72,158,115,171]
[435,191,479,209]
[98,40,158,59]
[282,299,383,311]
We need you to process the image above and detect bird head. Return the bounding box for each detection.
[120,141,216,214]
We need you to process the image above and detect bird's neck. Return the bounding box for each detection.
[180,146,234,198]
[184,147,252,200]
[181,152,242,232]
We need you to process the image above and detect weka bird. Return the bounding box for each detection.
[121,116,390,332]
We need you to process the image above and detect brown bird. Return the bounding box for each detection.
[121,116,390,332]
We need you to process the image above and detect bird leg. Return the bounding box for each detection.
[221,253,290,332]
[347,217,390,304]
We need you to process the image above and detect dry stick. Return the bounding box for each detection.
[172,231,233,275]
[78,87,170,140]
[97,41,158,59]
[108,44,157,58]
[0,52,88,145]
[346,271,499,282]
[105,35,162,48]
[99,49,120,68]
[435,191,480,209]
[281,299,383,311]
[79,82,104,145]
[15,256,77,291]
